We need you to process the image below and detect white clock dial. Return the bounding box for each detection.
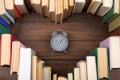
[50,34,68,52]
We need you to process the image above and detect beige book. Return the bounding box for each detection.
[49,0,55,21]
[42,0,49,17]
[68,73,73,80]
[77,60,87,80]
[10,41,25,75]
[32,56,37,80]
[87,0,102,14]
[68,0,74,16]
[73,0,85,13]
[55,0,63,24]
[63,0,69,19]
[1,34,11,66]
[58,77,67,80]
[30,0,42,14]
[53,73,57,80]
[43,66,51,80]
[97,48,108,79]
[0,0,11,24]
[86,56,97,80]
[74,67,80,80]
[97,0,113,17]
[37,60,44,80]
[4,0,19,18]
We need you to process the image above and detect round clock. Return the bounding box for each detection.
[50,31,69,52]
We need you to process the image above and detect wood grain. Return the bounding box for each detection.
[10,12,109,77]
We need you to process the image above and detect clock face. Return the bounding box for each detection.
[50,34,68,52]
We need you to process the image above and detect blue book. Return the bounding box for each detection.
[0,16,9,29]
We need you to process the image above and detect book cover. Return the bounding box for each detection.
[77,60,87,80]
[18,48,36,80]
[0,24,10,34]
[109,16,120,32]
[90,48,110,80]
[10,41,25,75]
[0,34,17,66]
[0,16,9,28]
[102,0,120,23]
[14,0,28,14]
[97,0,113,17]
[86,56,97,80]
[87,0,102,14]
[99,36,120,69]
[37,60,44,80]
[43,66,51,80]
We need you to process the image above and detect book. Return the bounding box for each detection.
[30,0,42,14]
[43,66,51,80]
[4,0,22,19]
[10,41,25,75]
[37,60,44,80]
[90,48,110,80]
[18,48,36,80]
[42,0,49,17]
[1,34,17,66]
[86,56,97,80]
[99,36,120,69]
[97,0,113,17]
[102,0,120,23]
[67,72,73,80]
[68,0,74,16]
[109,15,120,32]
[73,0,86,14]
[58,77,67,80]
[0,0,15,24]
[24,0,33,13]
[63,0,69,19]
[32,56,37,80]
[87,0,102,14]
[0,16,9,28]
[0,24,10,34]
[73,67,80,80]
[49,0,55,21]
[109,27,120,36]
[14,0,28,14]
[77,60,87,80]
[55,0,63,24]
[53,73,57,80]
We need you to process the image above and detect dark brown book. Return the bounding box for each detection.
[109,27,120,36]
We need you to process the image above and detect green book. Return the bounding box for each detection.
[90,47,110,80]
[102,0,120,23]
[0,24,10,34]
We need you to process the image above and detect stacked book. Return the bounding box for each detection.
[87,0,120,32]
[0,0,28,34]
[0,33,52,80]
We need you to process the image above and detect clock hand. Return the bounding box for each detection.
[60,39,64,43]
[56,40,61,48]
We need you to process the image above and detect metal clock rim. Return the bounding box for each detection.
[50,34,69,52]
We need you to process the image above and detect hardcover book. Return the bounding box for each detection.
[99,36,120,69]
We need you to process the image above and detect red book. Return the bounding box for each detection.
[109,27,120,36]
[4,0,22,19]
[0,34,18,67]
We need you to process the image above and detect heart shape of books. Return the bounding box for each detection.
[0,0,120,80]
